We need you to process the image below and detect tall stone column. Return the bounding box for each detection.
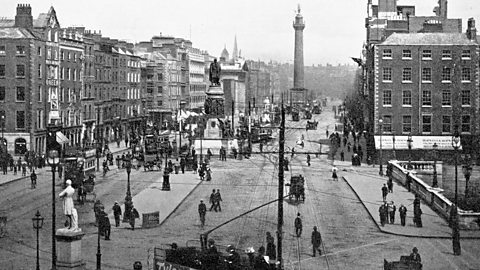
[290,5,307,107]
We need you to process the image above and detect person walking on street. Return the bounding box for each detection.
[340,150,345,161]
[266,232,276,260]
[198,200,207,227]
[30,170,37,189]
[414,204,423,228]
[112,202,122,227]
[99,210,111,240]
[311,226,322,257]
[387,176,393,193]
[129,206,140,230]
[180,157,186,174]
[294,213,302,237]
[379,203,388,226]
[389,201,396,224]
[306,154,311,166]
[214,189,222,212]
[399,204,407,226]
[381,184,389,202]
[209,189,216,211]
[332,166,338,181]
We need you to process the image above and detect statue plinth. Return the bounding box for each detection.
[203,84,225,139]
[55,229,86,270]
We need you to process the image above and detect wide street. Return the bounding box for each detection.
[1,102,480,269]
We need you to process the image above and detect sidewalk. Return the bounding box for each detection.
[0,141,129,186]
[341,165,480,239]
[108,170,202,228]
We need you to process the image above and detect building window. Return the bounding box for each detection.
[422,50,432,59]
[382,115,392,133]
[61,50,64,60]
[461,90,471,106]
[401,90,411,105]
[461,50,471,59]
[66,68,70,80]
[73,53,76,62]
[442,90,451,106]
[38,64,42,78]
[157,100,163,107]
[422,115,432,133]
[402,115,412,133]
[422,68,431,82]
[442,116,451,133]
[422,90,432,106]
[461,115,471,133]
[60,67,64,80]
[442,67,451,81]
[402,68,412,82]
[16,86,25,101]
[382,67,392,81]
[0,45,5,55]
[37,46,41,56]
[38,85,42,102]
[383,90,392,106]
[16,46,25,55]
[461,67,471,81]
[442,50,452,59]
[16,111,25,129]
[402,50,412,59]
[0,86,4,101]
[0,65,5,77]
[16,65,25,77]
[382,49,392,58]
[14,138,27,154]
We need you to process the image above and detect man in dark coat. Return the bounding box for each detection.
[99,210,111,240]
[294,213,302,237]
[379,203,388,226]
[112,202,122,227]
[209,189,216,211]
[30,170,37,189]
[381,184,389,202]
[311,226,322,257]
[389,201,396,224]
[129,206,139,230]
[198,200,206,227]
[180,157,186,174]
[387,176,393,193]
[399,204,407,226]
[213,189,222,212]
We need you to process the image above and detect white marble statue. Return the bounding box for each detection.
[59,179,75,229]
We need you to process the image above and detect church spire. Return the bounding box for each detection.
[232,35,238,61]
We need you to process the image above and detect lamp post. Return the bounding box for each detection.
[1,114,5,154]
[407,134,413,170]
[451,127,461,256]
[432,143,438,188]
[47,149,60,270]
[96,213,101,270]
[378,118,383,176]
[32,210,44,270]
[123,159,132,222]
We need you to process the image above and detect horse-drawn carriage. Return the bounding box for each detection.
[306,120,318,130]
[286,174,305,202]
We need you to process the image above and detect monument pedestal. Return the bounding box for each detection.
[55,228,86,270]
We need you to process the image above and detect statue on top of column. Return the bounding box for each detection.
[209,58,221,86]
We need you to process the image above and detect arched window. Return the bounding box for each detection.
[14,138,27,155]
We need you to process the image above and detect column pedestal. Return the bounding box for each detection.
[55,228,86,270]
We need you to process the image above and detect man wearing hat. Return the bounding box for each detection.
[198,199,207,227]
[112,201,122,227]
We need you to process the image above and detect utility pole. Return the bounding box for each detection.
[277,100,285,268]
[231,100,235,136]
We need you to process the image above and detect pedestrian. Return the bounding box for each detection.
[254,246,269,269]
[347,141,351,152]
[192,159,198,174]
[112,202,122,227]
[340,150,345,161]
[214,189,222,212]
[326,129,329,138]
[406,172,412,192]
[13,162,17,175]
[129,206,140,230]
[99,210,111,240]
[413,205,422,228]
[198,199,207,227]
[207,148,212,160]
[306,154,311,166]
[409,247,422,267]
[125,137,129,148]
[389,201,396,224]
[259,143,263,153]
[343,137,347,147]
[311,226,322,257]
[387,177,393,193]
[381,184,389,202]
[266,232,276,260]
[399,204,407,226]
[206,167,212,181]
[209,189,216,211]
[93,200,104,226]
[180,157,186,174]
[291,147,295,158]
[379,203,388,226]
[331,165,338,181]
[22,162,27,176]
[294,213,302,237]
[30,170,37,189]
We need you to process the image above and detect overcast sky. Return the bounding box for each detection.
[1,0,479,65]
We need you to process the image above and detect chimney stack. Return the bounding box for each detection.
[467,18,477,41]
[15,4,33,29]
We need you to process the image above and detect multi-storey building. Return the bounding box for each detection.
[59,27,84,146]
[79,28,96,147]
[374,28,479,151]
[0,4,62,156]
[187,47,207,110]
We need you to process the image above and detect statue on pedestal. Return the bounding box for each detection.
[209,58,221,86]
[59,179,78,230]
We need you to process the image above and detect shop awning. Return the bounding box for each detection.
[56,131,70,144]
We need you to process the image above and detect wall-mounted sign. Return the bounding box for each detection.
[374,136,462,150]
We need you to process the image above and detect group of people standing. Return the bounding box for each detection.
[198,189,223,227]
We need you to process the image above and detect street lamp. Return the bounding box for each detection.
[32,210,44,270]
[1,114,5,154]
[123,159,132,222]
[47,149,60,270]
[378,118,383,176]
[451,127,461,256]
[432,143,438,188]
[96,211,102,270]
[407,134,413,170]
